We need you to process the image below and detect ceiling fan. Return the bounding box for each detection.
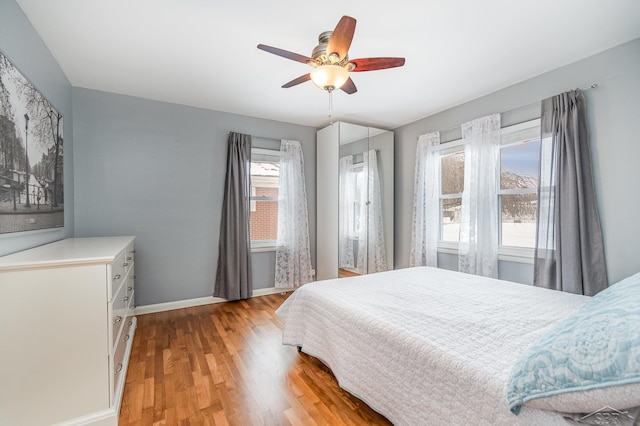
[257,15,405,95]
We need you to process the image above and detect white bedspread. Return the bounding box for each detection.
[276,267,591,425]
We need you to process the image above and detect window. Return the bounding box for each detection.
[440,149,464,243]
[498,120,541,250]
[250,148,280,249]
[433,119,542,258]
[350,162,364,238]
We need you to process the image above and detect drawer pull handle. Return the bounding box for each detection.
[127,287,132,292]
[113,274,121,280]
[127,320,133,326]
[116,363,123,373]
[123,262,129,267]
[123,296,129,302]
[124,334,130,341]
[114,315,122,324]
[127,256,132,261]
[132,276,136,280]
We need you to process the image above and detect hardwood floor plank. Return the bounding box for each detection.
[153,380,166,422]
[120,293,391,425]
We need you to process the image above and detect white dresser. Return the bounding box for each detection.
[0,236,137,425]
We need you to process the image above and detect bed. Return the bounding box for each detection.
[275,267,640,425]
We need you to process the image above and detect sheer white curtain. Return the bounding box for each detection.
[459,114,500,278]
[356,149,387,273]
[356,165,367,273]
[410,132,440,267]
[275,140,312,288]
[338,155,356,269]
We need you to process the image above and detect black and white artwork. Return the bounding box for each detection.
[0,50,64,234]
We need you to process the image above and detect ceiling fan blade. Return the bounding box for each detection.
[327,16,356,60]
[257,44,313,64]
[350,57,406,72]
[282,74,311,88]
[340,77,357,94]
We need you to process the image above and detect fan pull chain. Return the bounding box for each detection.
[328,89,334,125]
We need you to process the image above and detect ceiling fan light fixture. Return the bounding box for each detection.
[328,53,341,64]
[258,15,404,98]
[310,64,349,91]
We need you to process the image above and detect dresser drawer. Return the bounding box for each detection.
[111,331,128,404]
[126,265,135,307]
[111,277,131,348]
[126,288,135,312]
[124,314,135,333]
[124,243,135,275]
[109,251,126,299]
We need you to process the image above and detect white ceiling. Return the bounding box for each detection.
[16,0,640,129]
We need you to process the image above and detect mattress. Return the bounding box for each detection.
[276,266,591,425]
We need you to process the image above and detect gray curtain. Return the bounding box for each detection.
[214,132,252,301]
[534,90,607,296]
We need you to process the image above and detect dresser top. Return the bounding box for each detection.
[0,236,135,271]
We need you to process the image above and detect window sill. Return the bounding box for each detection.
[251,246,276,253]
[499,247,534,264]
[437,246,459,256]
[436,246,534,264]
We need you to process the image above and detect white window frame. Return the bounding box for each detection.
[250,148,280,251]
[437,139,464,253]
[433,119,542,263]
[349,161,364,240]
[497,119,541,263]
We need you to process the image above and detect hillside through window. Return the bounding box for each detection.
[499,121,541,249]
[433,119,542,255]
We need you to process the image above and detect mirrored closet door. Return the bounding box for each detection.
[317,122,394,280]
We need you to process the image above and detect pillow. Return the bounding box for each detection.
[507,272,640,415]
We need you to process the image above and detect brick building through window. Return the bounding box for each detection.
[250,148,280,248]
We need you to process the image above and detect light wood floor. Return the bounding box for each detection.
[338,269,361,278]
[119,293,391,425]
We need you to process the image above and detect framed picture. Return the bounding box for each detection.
[0,50,64,234]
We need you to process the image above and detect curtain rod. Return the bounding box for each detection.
[433,83,598,136]
[502,83,598,117]
[252,135,282,142]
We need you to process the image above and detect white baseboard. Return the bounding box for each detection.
[134,286,294,315]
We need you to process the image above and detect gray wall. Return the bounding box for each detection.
[0,0,74,256]
[394,38,640,285]
[72,88,316,306]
